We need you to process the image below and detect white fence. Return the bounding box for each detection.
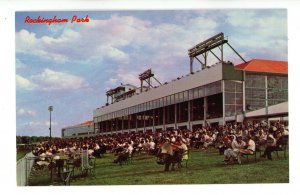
[16,152,36,186]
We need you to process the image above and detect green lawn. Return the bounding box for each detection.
[28,148,289,185]
[17,151,28,161]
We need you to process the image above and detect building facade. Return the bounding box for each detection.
[61,121,95,138]
[92,59,288,136]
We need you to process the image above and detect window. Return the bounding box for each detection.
[184,91,189,101]
[188,89,193,100]
[170,95,175,105]
[193,88,199,99]
[246,74,265,88]
[177,101,189,122]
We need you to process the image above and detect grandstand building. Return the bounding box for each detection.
[62,33,288,138]
[92,59,288,136]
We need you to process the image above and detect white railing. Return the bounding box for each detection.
[16,152,36,186]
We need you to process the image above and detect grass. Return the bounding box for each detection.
[17,151,28,161]
[27,148,289,186]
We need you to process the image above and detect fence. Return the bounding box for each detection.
[16,152,36,186]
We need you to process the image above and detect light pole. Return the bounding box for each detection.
[48,106,53,141]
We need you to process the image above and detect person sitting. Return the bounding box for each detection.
[158,138,174,171]
[237,136,256,164]
[261,132,277,160]
[218,134,231,155]
[224,136,246,164]
[201,133,214,150]
[113,142,130,165]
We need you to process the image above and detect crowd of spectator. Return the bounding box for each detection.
[31,120,288,168]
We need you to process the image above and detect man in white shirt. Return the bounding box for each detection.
[237,136,256,164]
[261,133,277,160]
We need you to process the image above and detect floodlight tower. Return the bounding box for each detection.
[48,106,53,141]
[188,32,246,73]
[139,69,162,93]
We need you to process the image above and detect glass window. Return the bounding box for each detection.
[225,92,235,105]
[245,99,265,111]
[236,93,243,105]
[177,101,189,123]
[149,101,153,110]
[236,82,243,92]
[191,98,204,121]
[170,95,174,105]
[225,80,235,92]
[189,89,194,100]
[175,93,179,103]
[198,87,204,98]
[236,105,243,114]
[246,74,265,88]
[160,98,164,107]
[246,88,265,100]
[166,96,171,106]
[268,76,282,88]
[157,99,160,108]
[179,92,184,102]
[225,105,235,117]
[163,96,168,106]
[282,77,288,89]
[193,88,199,99]
[184,91,189,101]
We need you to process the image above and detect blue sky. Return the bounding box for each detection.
[15,9,287,137]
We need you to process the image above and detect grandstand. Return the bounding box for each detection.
[62,33,288,138]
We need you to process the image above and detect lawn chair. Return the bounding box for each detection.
[81,150,96,176]
[61,169,73,185]
[244,150,257,162]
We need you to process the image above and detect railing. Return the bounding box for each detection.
[16,152,36,186]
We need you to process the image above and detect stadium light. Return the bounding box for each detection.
[48,106,53,141]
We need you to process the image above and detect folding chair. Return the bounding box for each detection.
[81,150,95,176]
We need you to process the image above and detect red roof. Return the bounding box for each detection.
[235,59,288,74]
[79,120,94,126]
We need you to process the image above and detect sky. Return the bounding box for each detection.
[15,9,288,137]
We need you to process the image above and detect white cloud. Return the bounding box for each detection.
[16,11,287,88]
[16,74,37,90]
[15,14,219,67]
[17,69,88,91]
[225,10,287,61]
[16,29,69,63]
[17,108,37,117]
[16,59,27,69]
[22,120,57,130]
[31,68,88,91]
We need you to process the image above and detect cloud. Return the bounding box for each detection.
[16,59,27,69]
[15,14,219,67]
[31,68,88,91]
[17,108,37,117]
[17,69,88,91]
[225,10,287,61]
[17,120,59,136]
[16,74,37,90]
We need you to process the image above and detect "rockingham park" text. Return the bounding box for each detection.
[24,15,90,25]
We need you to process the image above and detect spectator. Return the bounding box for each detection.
[224,136,246,163]
[237,136,256,164]
[261,132,277,160]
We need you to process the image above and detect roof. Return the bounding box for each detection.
[79,120,94,126]
[235,59,288,74]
